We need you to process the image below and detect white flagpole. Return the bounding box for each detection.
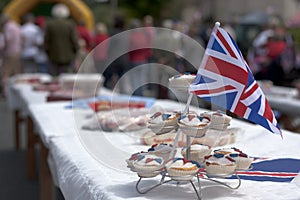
[206,21,221,49]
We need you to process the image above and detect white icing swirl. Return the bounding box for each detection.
[169,159,197,169]
[205,156,235,165]
[180,115,209,126]
[135,154,163,166]
[190,144,210,151]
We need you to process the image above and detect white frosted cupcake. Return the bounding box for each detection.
[149,112,180,126]
[214,147,253,170]
[204,154,236,176]
[213,147,237,155]
[147,143,177,162]
[168,73,196,90]
[200,111,231,130]
[178,114,210,137]
[125,151,148,170]
[148,112,180,134]
[133,154,164,178]
[181,144,212,165]
[166,158,199,181]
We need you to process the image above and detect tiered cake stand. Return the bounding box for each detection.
[131,90,247,200]
[134,170,242,200]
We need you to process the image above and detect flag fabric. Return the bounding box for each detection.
[233,158,300,182]
[189,22,281,135]
[199,157,300,182]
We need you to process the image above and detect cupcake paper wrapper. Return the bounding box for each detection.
[137,171,161,178]
[210,123,230,131]
[233,157,254,170]
[179,124,209,138]
[205,164,236,175]
[201,113,231,125]
[182,149,212,164]
[132,164,163,178]
[167,168,199,181]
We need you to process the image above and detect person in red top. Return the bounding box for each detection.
[143,15,155,61]
[264,30,287,85]
[76,20,92,51]
[128,19,150,96]
[129,24,149,62]
[91,22,109,74]
[266,37,286,59]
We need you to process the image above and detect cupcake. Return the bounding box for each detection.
[147,143,177,162]
[125,151,148,170]
[148,111,180,134]
[213,147,237,155]
[166,158,199,181]
[132,154,164,178]
[204,154,236,176]
[181,144,212,165]
[214,147,253,170]
[200,111,231,130]
[168,73,196,90]
[178,113,210,137]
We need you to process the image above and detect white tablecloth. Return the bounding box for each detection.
[6,73,112,114]
[50,131,300,200]
[5,73,52,111]
[27,99,300,200]
[263,86,300,116]
[28,102,85,148]
[49,131,300,200]
[14,84,50,115]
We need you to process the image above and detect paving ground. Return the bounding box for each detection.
[0,99,39,200]
[0,99,14,150]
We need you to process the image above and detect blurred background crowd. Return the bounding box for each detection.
[1,0,300,99]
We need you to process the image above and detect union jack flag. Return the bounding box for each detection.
[189,22,281,135]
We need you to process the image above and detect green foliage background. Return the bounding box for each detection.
[0,0,177,27]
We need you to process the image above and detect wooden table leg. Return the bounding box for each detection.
[26,116,36,180]
[40,141,54,200]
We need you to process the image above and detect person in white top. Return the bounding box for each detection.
[34,16,49,73]
[21,13,40,73]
